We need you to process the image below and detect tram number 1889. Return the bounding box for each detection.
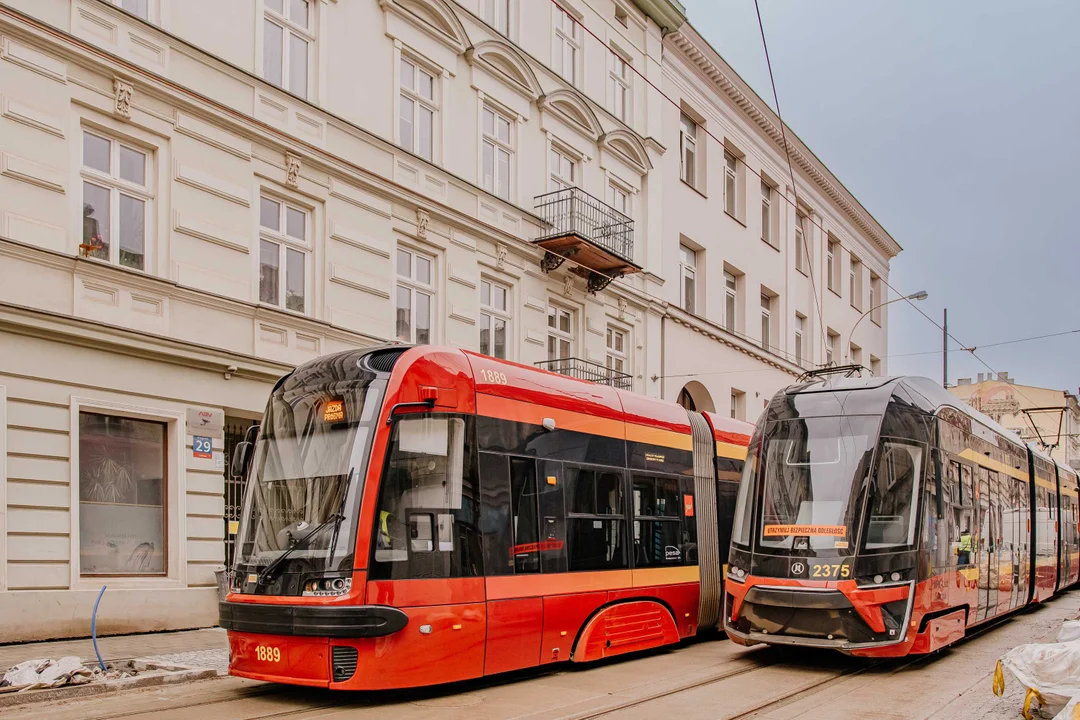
[254,645,281,663]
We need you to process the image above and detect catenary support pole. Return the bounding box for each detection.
[943,308,948,388]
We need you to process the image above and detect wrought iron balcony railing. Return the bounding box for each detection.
[534,187,636,272]
[535,357,632,391]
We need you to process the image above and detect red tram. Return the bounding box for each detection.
[724,373,1080,657]
[220,345,752,689]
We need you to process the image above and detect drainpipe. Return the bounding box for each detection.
[659,313,666,401]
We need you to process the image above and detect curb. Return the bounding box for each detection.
[0,667,220,708]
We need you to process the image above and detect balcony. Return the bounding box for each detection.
[534,357,632,390]
[533,187,640,293]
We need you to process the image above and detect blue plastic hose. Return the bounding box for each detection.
[91,585,107,671]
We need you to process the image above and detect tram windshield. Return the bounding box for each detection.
[232,383,382,577]
[756,415,877,555]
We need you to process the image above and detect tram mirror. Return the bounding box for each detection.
[231,441,253,478]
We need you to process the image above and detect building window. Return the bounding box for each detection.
[794,314,806,367]
[760,292,772,352]
[870,355,881,376]
[679,114,697,187]
[396,247,434,344]
[547,303,574,360]
[483,0,510,35]
[81,130,151,272]
[480,278,509,359]
[870,275,882,325]
[609,182,629,217]
[79,412,166,575]
[850,343,862,366]
[827,237,840,294]
[263,0,312,99]
[399,57,437,162]
[482,106,513,201]
[794,211,807,275]
[606,326,628,375]
[724,271,738,333]
[850,256,862,310]
[760,181,775,247]
[723,151,737,217]
[679,245,696,313]
[826,328,839,366]
[610,51,631,122]
[730,389,744,421]
[259,196,308,313]
[553,5,581,85]
[112,0,148,19]
[549,146,576,192]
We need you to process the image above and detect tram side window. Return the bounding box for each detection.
[632,474,686,567]
[716,457,744,565]
[372,416,483,579]
[478,452,513,575]
[957,464,975,566]
[564,466,628,571]
[865,442,922,550]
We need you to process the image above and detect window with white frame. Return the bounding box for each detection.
[730,388,744,421]
[870,274,882,325]
[81,130,151,272]
[483,0,510,35]
[399,56,437,162]
[870,355,881,376]
[259,195,309,313]
[826,328,839,366]
[827,236,840,294]
[396,247,434,345]
[723,151,738,217]
[480,278,510,359]
[850,342,862,366]
[549,146,576,192]
[553,5,581,85]
[608,181,629,217]
[79,411,166,575]
[679,113,697,187]
[724,270,738,334]
[112,0,148,19]
[794,314,806,367]
[760,180,773,246]
[679,244,696,313]
[547,303,574,360]
[606,326,628,375]
[795,211,808,275]
[610,50,631,122]
[760,291,772,352]
[850,256,862,310]
[482,105,513,201]
[263,0,312,100]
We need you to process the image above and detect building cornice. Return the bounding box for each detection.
[631,0,686,34]
[666,28,902,260]
[664,305,802,378]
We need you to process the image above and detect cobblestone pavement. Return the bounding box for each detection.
[143,648,230,674]
[0,628,227,671]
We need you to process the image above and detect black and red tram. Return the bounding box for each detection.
[220,345,753,689]
[724,373,1080,657]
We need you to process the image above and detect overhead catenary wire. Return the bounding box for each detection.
[887,328,1080,360]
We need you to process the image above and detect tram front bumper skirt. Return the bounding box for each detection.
[724,579,914,650]
[219,601,409,638]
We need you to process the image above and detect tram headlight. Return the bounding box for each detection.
[727,566,747,583]
[303,577,352,597]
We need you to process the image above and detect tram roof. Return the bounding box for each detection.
[786,374,1026,452]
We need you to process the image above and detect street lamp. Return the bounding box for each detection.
[846,290,928,365]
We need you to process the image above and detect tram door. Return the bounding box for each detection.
[1012,477,1029,609]
[976,468,997,621]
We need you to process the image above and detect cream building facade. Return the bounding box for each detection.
[0,0,896,640]
[950,373,1080,469]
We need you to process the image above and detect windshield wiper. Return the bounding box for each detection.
[257,512,344,586]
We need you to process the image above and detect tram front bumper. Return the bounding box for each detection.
[724,579,914,651]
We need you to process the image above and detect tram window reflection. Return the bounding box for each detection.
[864,442,922,550]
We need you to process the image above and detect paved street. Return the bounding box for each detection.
[5,589,1076,720]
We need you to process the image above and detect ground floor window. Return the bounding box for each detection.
[78,412,167,575]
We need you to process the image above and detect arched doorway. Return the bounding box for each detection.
[676,381,715,413]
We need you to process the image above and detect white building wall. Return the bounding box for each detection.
[0,0,896,639]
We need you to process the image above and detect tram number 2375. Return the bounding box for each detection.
[791,560,851,579]
[254,645,281,663]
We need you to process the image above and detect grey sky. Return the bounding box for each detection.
[680,0,1080,393]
